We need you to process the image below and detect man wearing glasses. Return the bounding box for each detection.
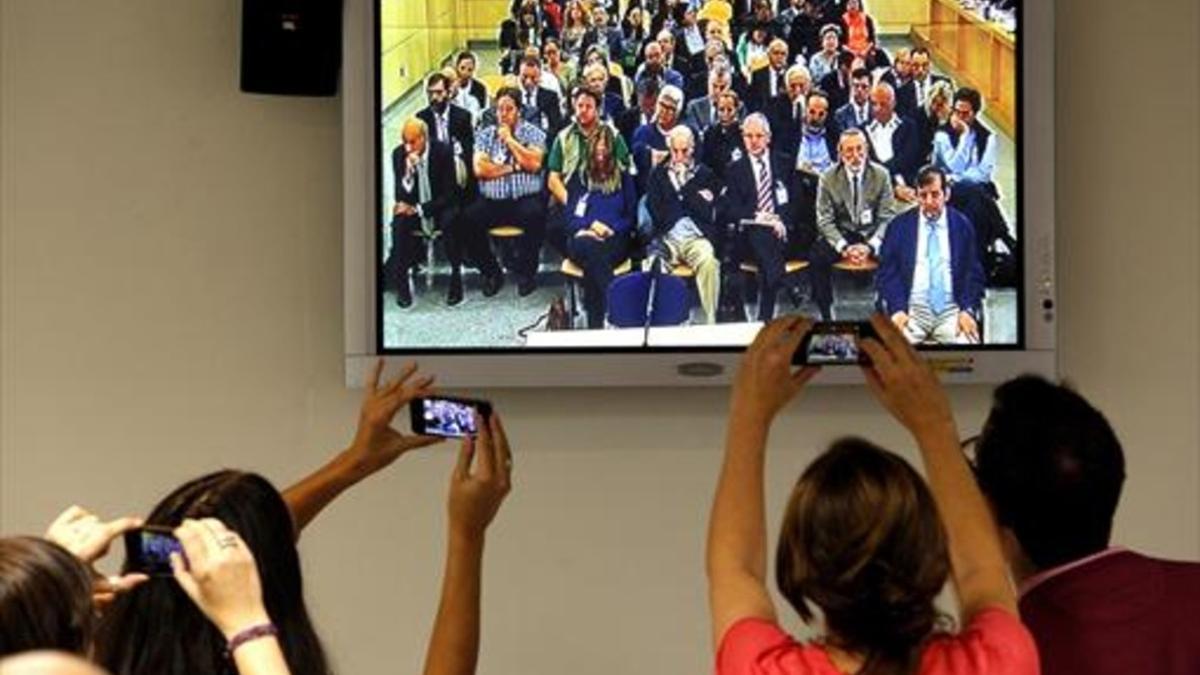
[416,72,475,170]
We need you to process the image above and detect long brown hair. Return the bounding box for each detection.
[0,537,95,657]
[776,439,951,675]
[586,128,620,194]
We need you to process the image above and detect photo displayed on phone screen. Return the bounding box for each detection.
[414,397,490,438]
[125,528,184,577]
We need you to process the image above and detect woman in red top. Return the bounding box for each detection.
[707,315,1039,675]
[841,0,876,59]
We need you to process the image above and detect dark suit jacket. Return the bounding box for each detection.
[896,74,951,118]
[646,162,721,239]
[464,79,487,112]
[876,206,985,315]
[724,150,800,233]
[416,105,475,166]
[1019,551,1200,675]
[749,67,788,113]
[520,87,565,138]
[863,115,922,187]
[766,96,810,155]
[391,142,462,223]
[617,109,654,147]
[700,123,746,181]
[819,70,852,111]
[833,101,872,135]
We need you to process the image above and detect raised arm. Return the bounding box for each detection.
[706,316,819,650]
[858,315,1017,620]
[282,360,442,538]
[423,414,512,675]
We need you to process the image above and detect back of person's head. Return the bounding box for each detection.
[94,471,330,675]
[974,375,1126,571]
[776,439,950,675]
[0,651,110,675]
[0,538,94,658]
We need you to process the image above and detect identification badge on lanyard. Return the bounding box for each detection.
[574,193,590,218]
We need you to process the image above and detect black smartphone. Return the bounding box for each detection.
[410,396,493,438]
[124,526,185,577]
[793,321,878,366]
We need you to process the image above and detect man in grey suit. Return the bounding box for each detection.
[683,58,734,136]
[811,128,899,319]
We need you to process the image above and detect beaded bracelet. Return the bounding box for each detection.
[226,623,279,658]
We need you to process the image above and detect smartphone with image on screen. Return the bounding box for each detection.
[410,396,493,439]
[124,526,185,577]
[793,321,878,366]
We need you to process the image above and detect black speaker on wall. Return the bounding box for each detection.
[240,0,343,96]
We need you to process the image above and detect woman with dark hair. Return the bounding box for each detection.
[564,128,637,328]
[707,315,1039,674]
[93,363,441,675]
[0,538,95,658]
[94,471,329,675]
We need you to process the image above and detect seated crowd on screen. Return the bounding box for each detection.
[387,0,1015,343]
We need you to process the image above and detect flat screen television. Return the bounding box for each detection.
[343,0,1054,386]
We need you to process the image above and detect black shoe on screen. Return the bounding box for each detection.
[396,278,413,308]
[517,276,537,297]
[447,273,464,306]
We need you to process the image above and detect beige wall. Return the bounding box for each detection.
[1,1,1197,674]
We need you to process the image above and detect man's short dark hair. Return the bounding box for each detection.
[571,85,602,107]
[520,55,542,70]
[851,67,871,81]
[954,86,984,113]
[911,46,931,59]
[915,165,947,190]
[974,376,1126,571]
[426,72,450,90]
[837,51,856,68]
[455,51,476,66]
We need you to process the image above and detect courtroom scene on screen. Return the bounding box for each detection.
[378,0,1019,350]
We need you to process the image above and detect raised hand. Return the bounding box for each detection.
[731,315,821,424]
[171,519,271,639]
[346,359,444,480]
[857,314,955,438]
[448,413,512,541]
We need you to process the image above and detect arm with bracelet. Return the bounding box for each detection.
[170,518,290,675]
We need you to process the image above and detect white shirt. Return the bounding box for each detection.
[866,115,901,165]
[911,208,954,308]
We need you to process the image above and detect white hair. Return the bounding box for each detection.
[667,125,695,148]
[743,112,772,136]
[785,64,812,83]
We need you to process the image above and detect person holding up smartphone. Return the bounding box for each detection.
[423,412,513,675]
[170,518,291,675]
[707,314,1038,675]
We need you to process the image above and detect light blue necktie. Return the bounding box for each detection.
[927,219,947,314]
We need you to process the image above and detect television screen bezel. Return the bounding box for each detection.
[343,0,1055,387]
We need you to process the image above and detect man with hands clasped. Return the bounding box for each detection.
[707,314,1038,674]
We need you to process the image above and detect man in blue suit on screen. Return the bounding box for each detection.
[876,165,986,344]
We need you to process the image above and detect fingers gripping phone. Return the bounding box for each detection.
[410,396,493,438]
[793,321,878,366]
[124,526,185,577]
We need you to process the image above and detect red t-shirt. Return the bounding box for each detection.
[716,609,1039,675]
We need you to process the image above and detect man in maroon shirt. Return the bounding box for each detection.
[971,376,1200,675]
